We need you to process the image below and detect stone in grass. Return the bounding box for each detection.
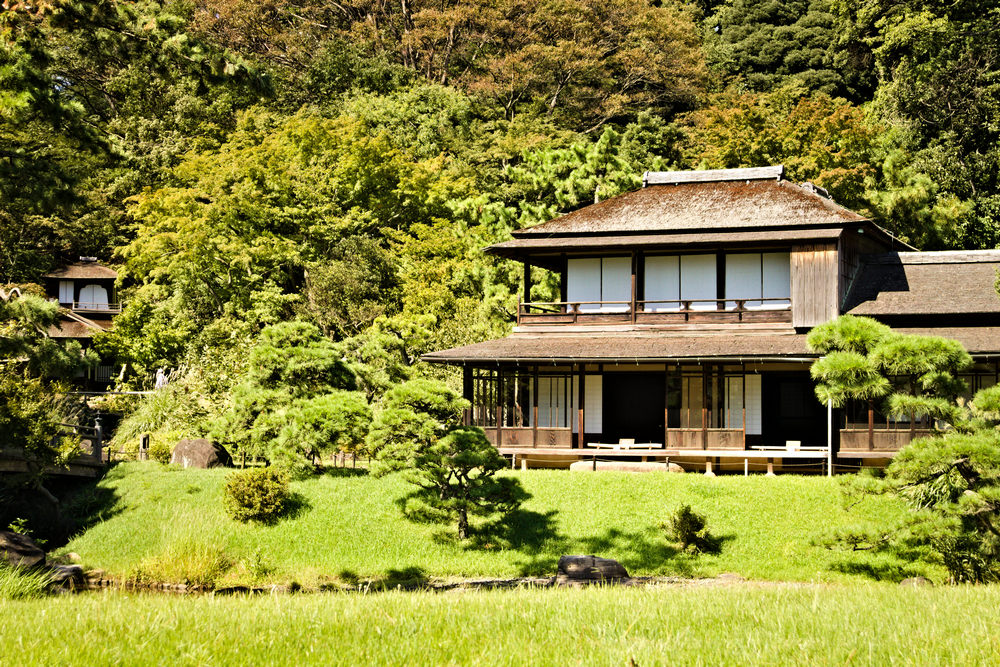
[899,576,933,587]
[170,438,233,469]
[49,564,85,589]
[557,555,629,584]
[0,531,45,569]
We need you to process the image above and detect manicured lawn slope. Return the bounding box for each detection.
[6,586,1000,665]
[59,463,937,585]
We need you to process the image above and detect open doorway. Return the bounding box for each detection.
[601,372,666,444]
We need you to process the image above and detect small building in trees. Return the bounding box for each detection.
[43,257,121,386]
[424,166,1000,471]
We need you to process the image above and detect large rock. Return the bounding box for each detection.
[0,531,45,569]
[557,555,629,582]
[170,438,233,469]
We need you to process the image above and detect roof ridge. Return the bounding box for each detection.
[643,165,784,186]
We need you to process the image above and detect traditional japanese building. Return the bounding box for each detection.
[423,166,1000,471]
[43,257,122,386]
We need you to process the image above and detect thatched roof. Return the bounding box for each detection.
[44,261,117,280]
[424,324,1000,365]
[845,251,1000,316]
[511,178,866,238]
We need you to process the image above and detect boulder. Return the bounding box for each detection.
[170,438,233,469]
[557,555,629,582]
[0,531,45,569]
[900,576,934,587]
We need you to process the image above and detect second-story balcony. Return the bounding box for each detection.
[517,298,792,326]
[54,299,125,315]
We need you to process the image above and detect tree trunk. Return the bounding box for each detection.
[457,509,468,540]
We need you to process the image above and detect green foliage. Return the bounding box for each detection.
[662,504,717,553]
[0,562,52,601]
[271,391,371,476]
[398,426,530,539]
[215,321,360,471]
[368,379,468,474]
[705,0,854,97]
[806,314,893,355]
[223,468,291,524]
[369,378,526,538]
[884,431,1000,583]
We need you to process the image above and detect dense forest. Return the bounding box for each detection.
[3,0,1000,455]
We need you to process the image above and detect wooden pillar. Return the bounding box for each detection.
[496,369,503,447]
[630,251,638,324]
[701,365,708,450]
[867,401,874,451]
[664,365,670,448]
[522,262,531,307]
[741,365,747,450]
[462,367,473,427]
[577,365,586,449]
[532,368,539,448]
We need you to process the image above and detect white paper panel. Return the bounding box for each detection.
[745,374,762,435]
[725,375,762,434]
[725,253,761,309]
[600,257,631,312]
[567,258,601,312]
[680,254,717,310]
[78,284,109,310]
[58,280,74,304]
[536,377,569,428]
[762,252,791,307]
[585,375,602,433]
[643,255,680,311]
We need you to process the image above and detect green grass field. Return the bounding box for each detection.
[54,462,938,587]
[4,585,1000,665]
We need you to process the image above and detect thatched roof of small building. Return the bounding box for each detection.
[845,251,1000,316]
[44,261,117,280]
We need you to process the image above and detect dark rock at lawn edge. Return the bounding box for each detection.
[0,531,45,569]
[557,555,630,582]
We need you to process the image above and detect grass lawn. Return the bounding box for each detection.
[55,462,935,587]
[4,585,1000,665]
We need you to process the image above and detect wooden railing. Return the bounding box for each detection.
[517,298,792,325]
[70,301,124,314]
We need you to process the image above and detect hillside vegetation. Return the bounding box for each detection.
[57,463,939,586]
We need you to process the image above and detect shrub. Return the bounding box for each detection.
[148,435,175,465]
[662,504,716,553]
[223,468,291,523]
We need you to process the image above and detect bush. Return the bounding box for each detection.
[223,468,291,523]
[148,436,175,465]
[662,504,717,553]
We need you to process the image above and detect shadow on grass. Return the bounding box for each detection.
[336,566,429,591]
[280,492,312,521]
[468,510,732,577]
[321,467,368,478]
[829,559,927,582]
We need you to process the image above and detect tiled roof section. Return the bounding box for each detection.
[488,228,844,258]
[512,179,867,237]
[844,251,1000,315]
[44,262,117,280]
[423,331,813,363]
[424,324,1000,364]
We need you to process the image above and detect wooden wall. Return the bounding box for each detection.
[838,230,893,309]
[791,243,839,328]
